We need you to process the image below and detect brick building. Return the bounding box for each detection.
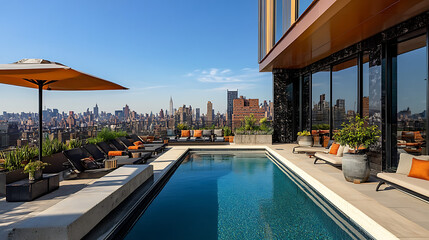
[232,96,265,129]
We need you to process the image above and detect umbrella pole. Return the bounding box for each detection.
[38,82,43,162]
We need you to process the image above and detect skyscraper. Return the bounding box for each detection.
[93,104,99,118]
[207,101,213,126]
[169,96,174,116]
[227,89,238,126]
[195,108,200,121]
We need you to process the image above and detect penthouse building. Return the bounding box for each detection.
[259,0,429,171]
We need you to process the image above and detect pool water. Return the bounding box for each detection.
[124,151,367,239]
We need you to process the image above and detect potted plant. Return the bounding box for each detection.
[297,130,312,147]
[235,115,273,144]
[24,161,48,181]
[223,126,232,142]
[334,116,381,183]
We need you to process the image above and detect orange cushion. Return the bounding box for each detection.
[408,158,429,180]
[128,146,142,150]
[329,143,340,155]
[108,151,124,156]
[181,130,190,137]
[193,130,202,138]
[133,141,143,146]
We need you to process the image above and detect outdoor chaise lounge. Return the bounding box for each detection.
[376,152,429,201]
[292,146,328,154]
[83,143,150,165]
[202,130,212,141]
[118,137,165,152]
[313,144,349,166]
[213,129,224,142]
[111,138,162,155]
[63,148,111,176]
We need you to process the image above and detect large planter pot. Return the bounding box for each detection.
[42,152,69,173]
[342,153,370,183]
[234,135,272,145]
[297,136,312,147]
[0,168,27,196]
[29,169,43,181]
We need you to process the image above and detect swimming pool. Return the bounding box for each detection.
[123,150,372,239]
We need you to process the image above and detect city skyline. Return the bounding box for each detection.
[0,1,272,114]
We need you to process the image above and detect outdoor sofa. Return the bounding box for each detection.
[376,152,429,201]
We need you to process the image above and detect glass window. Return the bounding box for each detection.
[332,58,358,130]
[311,69,330,132]
[298,0,313,17]
[275,0,291,43]
[362,54,370,118]
[396,34,427,156]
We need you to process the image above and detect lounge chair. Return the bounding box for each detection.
[118,137,165,151]
[178,130,190,142]
[190,130,203,141]
[213,129,224,142]
[111,138,162,155]
[83,143,150,165]
[62,148,110,175]
[313,144,348,166]
[293,146,328,154]
[165,129,177,142]
[202,130,212,141]
[376,152,429,201]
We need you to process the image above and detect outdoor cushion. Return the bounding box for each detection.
[167,129,174,136]
[377,172,429,198]
[194,130,202,138]
[108,151,125,156]
[396,153,429,175]
[329,143,340,155]
[315,152,342,165]
[293,146,326,153]
[336,145,345,157]
[408,158,429,181]
[81,157,99,170]
[128,146,142,150]
[181,130,190,137]
[214,129,222,136]
[133,141,144,146]
[203,130,212,136]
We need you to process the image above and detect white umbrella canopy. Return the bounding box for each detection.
[0,59,128,161]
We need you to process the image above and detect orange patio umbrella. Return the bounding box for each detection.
[0,59,128,161]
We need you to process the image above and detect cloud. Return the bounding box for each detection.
[185,67,269,84]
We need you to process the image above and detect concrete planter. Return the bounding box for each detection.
[42,152,69,173]
[0,168,27,196]
[234,135,272,145]
[342,153,370,183]
[297,136,313,147]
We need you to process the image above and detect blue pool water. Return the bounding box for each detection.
[124,151,367,239]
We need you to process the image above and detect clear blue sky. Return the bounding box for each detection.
[0,0,272,115]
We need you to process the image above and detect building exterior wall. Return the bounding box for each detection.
[232,97,265,129]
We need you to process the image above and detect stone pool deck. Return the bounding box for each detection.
[1,144,429,239]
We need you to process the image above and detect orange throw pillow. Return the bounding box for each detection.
[108,151,124,156]
[194,130,202,138]
[128,146,142,150]
[408,158,429,180]
[329,143,340,155]
[133,141,143,146]
[181,130,190,137]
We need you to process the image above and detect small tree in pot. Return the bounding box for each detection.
[297,130,312,147]
[24,161,48,181]
[334,116,380,183]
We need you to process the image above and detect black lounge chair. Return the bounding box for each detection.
[84,143,150,165]
[62,147,109,175]
[111,138,162,155]
[123,136,166,149]
[118,137,164,153]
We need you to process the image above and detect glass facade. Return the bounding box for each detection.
[332,58,358,130]
[395,34,428,156]
[259,0,313,61]
[311,70,330,131]
[298,0,313,18]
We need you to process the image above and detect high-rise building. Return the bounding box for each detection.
[123,105,130,120]
[195,108,200,122]
[232,96,265,129]
[93,104,99,118]
[227,89,238,126]
[207,101,213,126]
[169,97,174,116]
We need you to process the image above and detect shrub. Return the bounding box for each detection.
[297,130,311,136]
[68,139,83,149]
[334,116,381,152]
[177,123,188,130]
[42,138,68,157]
[0,146,38,171]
